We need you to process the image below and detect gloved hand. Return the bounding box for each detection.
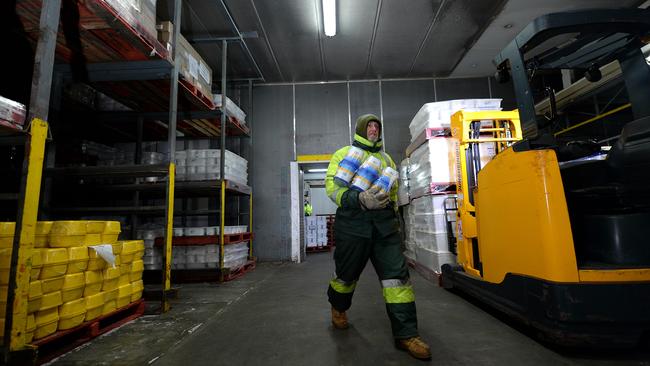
[358,186,390,210]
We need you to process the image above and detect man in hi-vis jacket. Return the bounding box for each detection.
[325,114,431,360]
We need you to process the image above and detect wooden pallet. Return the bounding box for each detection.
[17,0,168,63]
[306,245,332,253]
[406,257,442,287]
[154,232,253,246]
[220,260,256,282]
[31,299,145,364]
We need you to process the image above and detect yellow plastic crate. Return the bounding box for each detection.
[49,221,86,248]
[119,262,130,276]
[27,280,43,313]
[116,284,132,309]
[0,222,15,248]
[85,292,104,321]
[39,248,68,279]
[133,241,144,261]
[101,222,121,245]
[41,276,64,294]
[31,249,43,280]
[120,240,143,263]
[84,221,106,246]
[104,288,118,302]
[130,260,144,282]
[34,307,59,340]
[102,299,116,316]
[131,280,143,302]
[0,285,6,315]
[118,273,130,287]
[38,291,62,312]
[25,313,36,343]
[87,247,107,271]
[102,267,120,292]
[114,255,121,268]
[59,298,86,330]
[34,221,53,248]
[111,241,123,255]
[61,273,85,303]
[67,246,89,274]
[0,248,9,285]
[83,271,103,297]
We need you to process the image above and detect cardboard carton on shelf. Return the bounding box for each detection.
[156,21,213,98]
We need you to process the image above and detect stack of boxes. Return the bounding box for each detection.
[136,225,249,270]
[402,99,502,273]
[156,21,213,98]
[175,149,248,184]
[403,196,457,272]
[213,94,247,125]
[101,0,158,41]
[0,95,26,131]
[305,216,327,248]
[0,221,144,342]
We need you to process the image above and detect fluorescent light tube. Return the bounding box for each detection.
[308,168,328,173]
[323,0,336,37]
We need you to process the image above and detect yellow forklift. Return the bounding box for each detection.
[442,8,650,347]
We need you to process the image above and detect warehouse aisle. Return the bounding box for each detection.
[51,253,649,366]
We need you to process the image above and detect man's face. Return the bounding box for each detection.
[367,121,380,142]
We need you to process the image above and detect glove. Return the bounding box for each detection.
[358,186,390,210]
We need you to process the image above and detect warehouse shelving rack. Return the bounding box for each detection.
[2,0,256,362]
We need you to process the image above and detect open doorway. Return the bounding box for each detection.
[290,159,338,263]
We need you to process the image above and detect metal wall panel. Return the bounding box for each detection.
[411,0,507,77]
[381,80,435,162]
[349,81,380,139]
[295,83,349,156]
[251,85,294,261]
[436,77,490,100]
[370,0,441,77]
[248,0,322,81]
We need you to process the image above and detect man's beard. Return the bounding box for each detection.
[368,135,379,142]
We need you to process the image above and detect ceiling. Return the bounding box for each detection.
[159,0,646,84]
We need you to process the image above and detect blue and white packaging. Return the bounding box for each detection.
[334,146,365,186]
[350,156,382,192]
[370,167,399,195]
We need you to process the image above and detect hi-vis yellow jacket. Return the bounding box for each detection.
[325,134,399,238]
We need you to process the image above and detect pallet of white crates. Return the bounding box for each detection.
[403,194,458,285]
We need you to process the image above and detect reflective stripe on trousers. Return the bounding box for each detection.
[381,279,415,304]
[329,278,356,294]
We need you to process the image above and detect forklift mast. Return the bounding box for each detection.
[493,8,650,140]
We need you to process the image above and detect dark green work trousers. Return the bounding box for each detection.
[327,226,419,339]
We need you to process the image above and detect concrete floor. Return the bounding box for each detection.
[49,252,650,366]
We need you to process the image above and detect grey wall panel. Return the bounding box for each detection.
[382,80,435,162]
[435,77,490,100]
[295,83,349,156]
[488,77,517,110]
[251,85,293,261]
[349,81,380,139]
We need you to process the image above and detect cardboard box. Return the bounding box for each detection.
[104,0,157,40]
[156,21,213,98]
[0,96,26,129]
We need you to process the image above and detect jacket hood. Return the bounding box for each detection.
[355,114,382,141]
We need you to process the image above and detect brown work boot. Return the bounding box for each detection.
[331,307,349,329]
[396,336,431,360]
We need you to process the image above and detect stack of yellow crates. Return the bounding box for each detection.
[0,220,146,343]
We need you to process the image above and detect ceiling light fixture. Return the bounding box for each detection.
[308,168,328,173]
[323,0,336,37]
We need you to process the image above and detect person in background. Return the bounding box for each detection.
[324,114,431,360]
[304,196,313,216]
